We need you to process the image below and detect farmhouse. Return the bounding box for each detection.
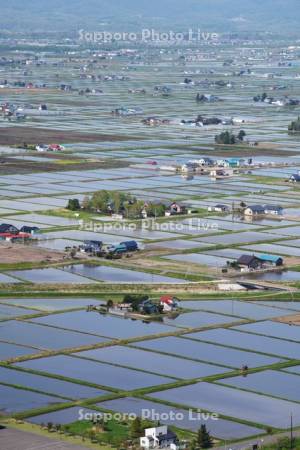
[196,157,215,166]
[289,173,300,182]
[244,205,266,216]
[263,205,283,215]
[160,296,179,312]
[20,226,40,234]
[140,426,178,450]
[237,255,262,270]
[244,204,283,216]
[208,204,230,212]
[217,158,245,168]
[0,224,19,234]
[165,202,187,216]
[259,254,283,266]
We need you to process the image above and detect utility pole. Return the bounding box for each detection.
[290,413,294,450]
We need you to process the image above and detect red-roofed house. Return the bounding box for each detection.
[160,296,179,312]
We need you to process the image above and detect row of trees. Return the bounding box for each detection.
[41,419,213,449]
[67,190,166,219]
[215,130,246,145]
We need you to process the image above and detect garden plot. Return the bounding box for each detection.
[0,320,108,350]
[98,397,263,439]
[241,243,300,257]
[7,268,97,284]
[15,355,173,390]
[181,300,291,320]
[0,342,41,361]
[75,346,226,379]
[0,297,101,312]
[234,321,300,342]
[216,370,300,402]
[187,328,300,360]
[29,310,174,339]
[148,382,300,428]
[134,336,281,368]
[63,264,186,284]
[0,384,65,415]
[0,367,108,400]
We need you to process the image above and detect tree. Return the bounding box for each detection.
[69,247,77,259]
[215,131,236,145]
[106,299,114,310]
[277,436,295,450]
[288,117,300,132]
[111,191,122,214]
[91,190,110,212]
[130,417,143,439]
[196,425,213,449]
[124,199,144,219]
[238,130,246,141]
[146,202,166,217]
[190,439,198,450]
[82,195,91,210]
[67,198,80,211]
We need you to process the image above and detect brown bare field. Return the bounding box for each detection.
[209,144,297,158]
[0,155,129,174]
[0,242,70,265]
[0,126,138,146]
[275,314,300,325]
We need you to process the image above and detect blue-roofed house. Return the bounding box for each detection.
[290,173,300,182]
[257,254,283,266]
[244,205,265,216]
[263,205,284,215]
[218,158,245,168]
